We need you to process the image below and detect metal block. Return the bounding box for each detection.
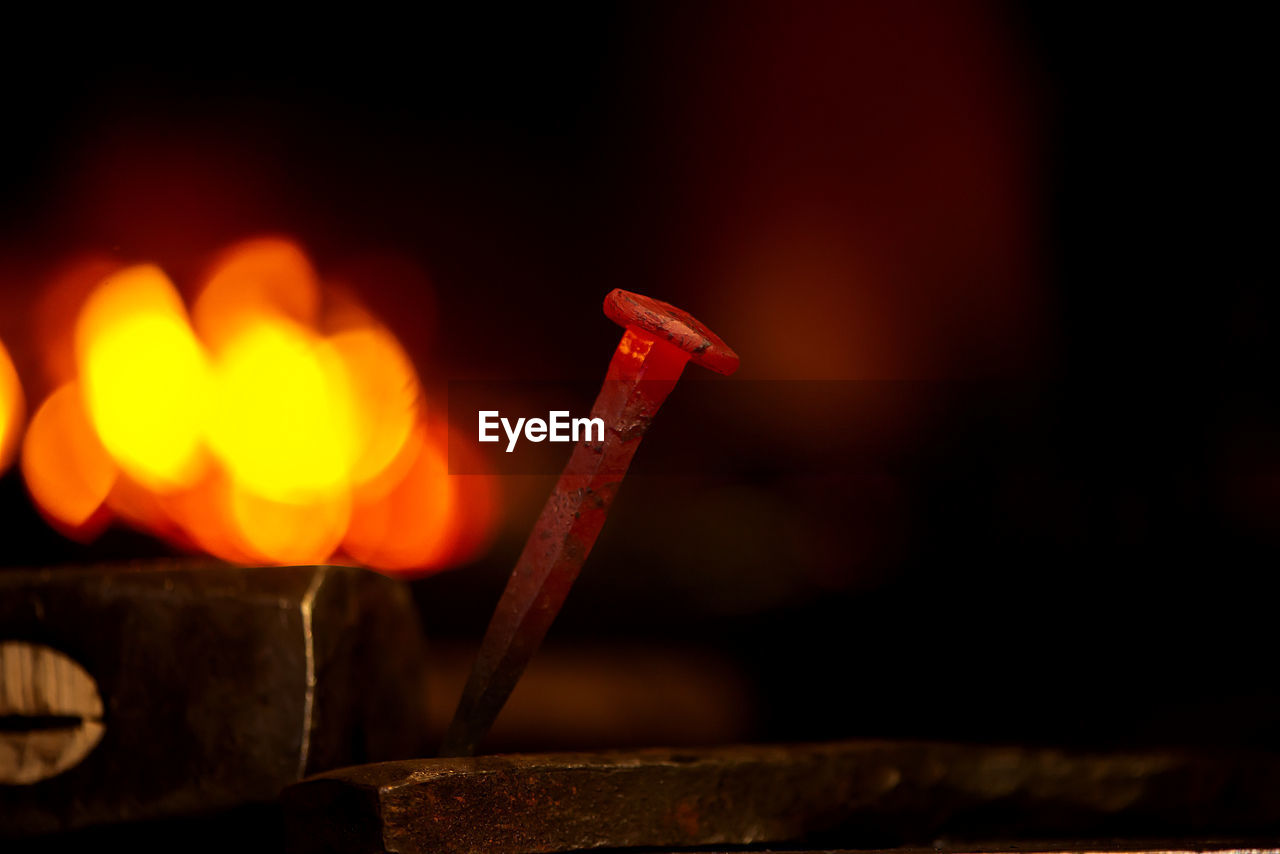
[284,741,1280,854]
[0,562,430,837]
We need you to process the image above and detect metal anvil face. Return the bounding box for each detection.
[0,563,430,837]
[285,743,1280,854]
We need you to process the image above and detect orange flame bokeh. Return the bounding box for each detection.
[11,237,496,573]
[0,336,24,474]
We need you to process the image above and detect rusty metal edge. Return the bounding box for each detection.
[283,741,1280,854]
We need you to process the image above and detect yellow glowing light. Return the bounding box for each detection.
[207,318,358,502]
[0,337,24,474]
[20,237,495,574]
[74,265,211,491]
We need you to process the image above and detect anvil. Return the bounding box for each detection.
[285,741,1280,854]
[0,562,430,837]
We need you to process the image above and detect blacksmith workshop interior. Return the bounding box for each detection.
[0,4,1275,853]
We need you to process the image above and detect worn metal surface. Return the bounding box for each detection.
[608,849,1280,854]
[284,741,1280,854]
[0,562,430,837]
[440,289,739,756]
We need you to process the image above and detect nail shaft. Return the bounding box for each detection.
[441,292,737,756]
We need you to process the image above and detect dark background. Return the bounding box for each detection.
[1,3,1276,751]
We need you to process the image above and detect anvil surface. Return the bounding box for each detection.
[0,562,430,837]
[284,741,1280,854]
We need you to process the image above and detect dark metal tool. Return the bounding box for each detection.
[0,562,430,837]
[440,289,739,756]
[284,740,1280,854]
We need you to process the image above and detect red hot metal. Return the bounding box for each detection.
[440,290,739,757]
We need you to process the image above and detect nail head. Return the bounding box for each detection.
[603,289,739,376]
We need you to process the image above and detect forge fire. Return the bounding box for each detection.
[0,237,495,572]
